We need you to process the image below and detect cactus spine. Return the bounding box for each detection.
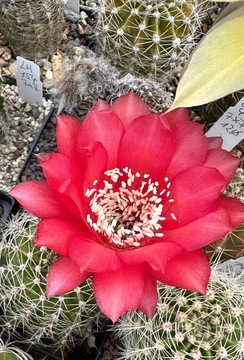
[113,268,244,360]
[0,0,65,60]
[0,212,105,353]
[96,0,204,78]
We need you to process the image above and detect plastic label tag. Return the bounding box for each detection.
[16,56,43,106]
[205,97,244,151]
[65,0,80,13]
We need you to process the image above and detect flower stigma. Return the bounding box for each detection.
[85,167,176,250]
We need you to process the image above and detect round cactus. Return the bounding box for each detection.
[0,0,65,60]
[96,0,205,78]
[0,211,105,352]
[113,268,244,360]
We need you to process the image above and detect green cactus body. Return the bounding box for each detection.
[0,0,65,60]
[113,269,244,360]
[0,212,104,351]
[96,0,202,78]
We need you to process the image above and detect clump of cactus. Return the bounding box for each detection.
[113,268,244,360]
[51,49,173,112]
[0,0,65,60]
[0,211,105,353]
[0,339,34,360]
[96,0,209,78]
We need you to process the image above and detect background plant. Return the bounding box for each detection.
[0,0,65,60]
[95,0,212,79]
[51,49,174,112]
[113,267,244,360]
[0,211,106,355]
[170,0,244,109]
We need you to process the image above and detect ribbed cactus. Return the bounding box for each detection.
[0,0,65,60]
[113,268,244,360]
[96,0,205,78]
[0,212,105,353]
[0,339,34,360]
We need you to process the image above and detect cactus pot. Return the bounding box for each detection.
[0,191,18,229]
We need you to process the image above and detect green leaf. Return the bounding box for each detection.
[170,5,244,110]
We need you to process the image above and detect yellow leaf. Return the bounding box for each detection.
[170,5,244,110]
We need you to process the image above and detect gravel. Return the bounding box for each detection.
[0,83,52,191]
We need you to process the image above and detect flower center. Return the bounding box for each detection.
[85,167,175,250]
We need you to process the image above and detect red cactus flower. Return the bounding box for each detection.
[10,93,244,322]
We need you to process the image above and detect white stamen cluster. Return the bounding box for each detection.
[86,167,175,249]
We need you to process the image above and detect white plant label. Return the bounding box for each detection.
[16,56,43,106]
[205,96,244,151]
[65,0,80,13]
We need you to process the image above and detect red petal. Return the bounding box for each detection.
[81,142,108,191]
[68,237,122,272]
[207,137,223,149]
[77,109,125,168]
[204,149,239,183]
[163,108,208,178]
[39,152,84,216]
[163,206,232,251]
[111,92,150,129]
[152,250,211,295]
[47,256,90,297]
[35,218,91,255]
[217,195,244,228]
[163,166,226,228]
[10,181,63,218]
[118,114,175,180]
[56,115,82,158]
[93,99,111,111]
[92,264,145,322]
[138,273,157,318]
[118,242,182,272]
